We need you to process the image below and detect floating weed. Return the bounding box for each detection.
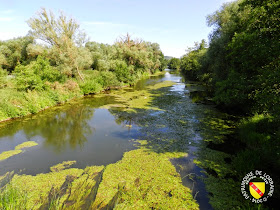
[91,147,198,209]
[14,141,38,150]
[0,141,38,161]
[50,161,77,172]
[0,150,22,161]
[203,175,246,209]
[0,148,198,210]
[10,168,84,209]
[8,164,104,209]
[100,80,175,111]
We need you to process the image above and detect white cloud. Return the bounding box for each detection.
[0,30,28,40]
[0,32,17,40]
[1,10,14,14]
[161,46,186,58]
[0,17,14,22]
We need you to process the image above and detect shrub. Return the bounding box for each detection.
[111,60,136,84]
[33,57,65,83]
[14,64,44,91]
[98,71,120,89]
[79,79,102,94]
[13,57,66,91]
[0,69,8,89]
[63,80,80,91]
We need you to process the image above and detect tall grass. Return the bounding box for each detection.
[0,183,28,210]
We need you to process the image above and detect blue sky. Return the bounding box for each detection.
[0,0,233,57]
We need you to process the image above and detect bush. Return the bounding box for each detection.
[0,69,8,89]
[111,60,136,84]
[33,57,65,83]
[232,114,280,175]
[13,56,66,91]
[98,71,120,89]
[14,64,44,91]
[214,71,250,112]
[79,79,103,94]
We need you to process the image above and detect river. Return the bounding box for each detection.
[0,70,235,209]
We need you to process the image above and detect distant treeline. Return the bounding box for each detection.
[0,8,166,121]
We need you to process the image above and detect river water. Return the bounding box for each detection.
[0,70,233,209]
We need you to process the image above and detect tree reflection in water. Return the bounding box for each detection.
[0,104,95,152]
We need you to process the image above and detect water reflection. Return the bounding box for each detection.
[0,104,94,152]
[0,99,137,175]
[32,105,94,151]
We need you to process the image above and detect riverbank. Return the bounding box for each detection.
[0,70,165,124]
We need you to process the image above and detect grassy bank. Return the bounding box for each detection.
[0,58,165,123]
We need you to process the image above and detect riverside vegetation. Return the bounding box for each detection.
[168,0,279,208]
[0,8,166,122]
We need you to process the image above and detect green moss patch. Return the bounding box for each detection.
[92,146,198,209]
[0,150,22,161]
[9,165,104,209]
[100,80,175,111]
[14,141,38,150]
[50,160,77,172]
[0,141,38,161]
[1,146,198,209]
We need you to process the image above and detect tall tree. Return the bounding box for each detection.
[27,8,91,81]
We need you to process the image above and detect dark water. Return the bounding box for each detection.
[0,70,231,209]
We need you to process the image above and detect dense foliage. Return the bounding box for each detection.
[181,0,280,115]
[168,57,180,70]
[180,0,280,207]
[0,9,166,121]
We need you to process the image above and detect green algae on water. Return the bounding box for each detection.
[15,141,38,150]
[10,166,104,209]
[50,160,77,172]
[100,80,175,111]
[92,145,198,209]
[0,150,22,161]
[1,145,198,209]
[0,141,38,161]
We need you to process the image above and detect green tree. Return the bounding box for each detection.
[27,8,92,81]
[180,40,207,80]
[0,37,34,71]
[168,58,180,70]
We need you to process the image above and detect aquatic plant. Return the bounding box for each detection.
[0,141,38,161]
[92,145,198,209]
[50,161,77,172]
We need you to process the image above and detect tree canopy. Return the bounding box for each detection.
[27,8,91,80]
